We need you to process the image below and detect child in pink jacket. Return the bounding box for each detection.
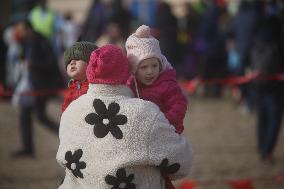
[126,25,188,189]
[126,25,188,134]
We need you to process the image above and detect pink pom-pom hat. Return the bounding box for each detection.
[125,25,172,74]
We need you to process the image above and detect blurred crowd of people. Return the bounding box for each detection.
[0,0,283,162]
[0,0,283,95]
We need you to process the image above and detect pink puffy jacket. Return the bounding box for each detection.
[127,69,188,134]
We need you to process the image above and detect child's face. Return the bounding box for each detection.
[66,60,88,81]
[135,57,160,86]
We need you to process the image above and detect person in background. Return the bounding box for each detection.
[230,0,262,112]
[79,0,133,43]
[62,41,97,112]
[29,0,55,39]
[0,28,7,91]
[79,0,109,42]
[95,21,125,51]
[250,0,284,164]
[56,44,192,188]
[60,12,80,51]
[154,1,181,68]
[3,23,23,90]
[11,19,64,157]
[29,0,65,59]
[126,25,188,189]
[194,0,228,97]
[130,0,158,27]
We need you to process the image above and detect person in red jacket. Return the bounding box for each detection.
[62,41,97,112]
[126,25,188,189]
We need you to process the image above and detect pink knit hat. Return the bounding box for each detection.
[86,44,129,85]
[125,25,172,74]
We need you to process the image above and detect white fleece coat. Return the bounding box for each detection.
[56,84,192,189]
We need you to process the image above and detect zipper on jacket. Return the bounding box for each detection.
[76,81,81,96]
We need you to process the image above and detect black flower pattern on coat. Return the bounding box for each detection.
[157,158,180,175]
[65,149,86,178]
[105,168,136,189]
[85,99,127,139]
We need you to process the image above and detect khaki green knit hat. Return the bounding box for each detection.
[64,41,98,69]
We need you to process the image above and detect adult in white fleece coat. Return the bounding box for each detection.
[56,44,192,189]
